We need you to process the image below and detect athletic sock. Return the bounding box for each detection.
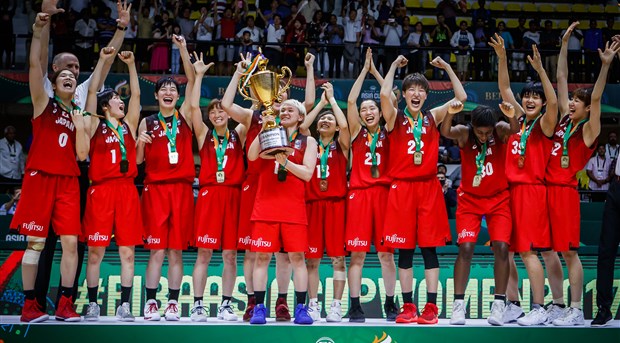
[427,292,438,304]
[194,296,204,304]
[60,286,74,298]
[295,291,307,306]
[255,291,266,305]
[570,301,581,310]
[168,288,180,302]
[222,295,232,304]
[454,294,465,301]
[120,286,132,304]
[510,300,521,307]
[87,286,98,303]
[494,294,506,302]
[385,295,395,306]
[402,291,413,304]
[309,297,318,305]
[24,289,35,300]
[146,287,158,301]
[277,293,287,301]
[351,297,361,308]
[553,297,565,307]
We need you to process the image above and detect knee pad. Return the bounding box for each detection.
[333,270,346,281]
[421,247,439,269]
[398,249,415,269]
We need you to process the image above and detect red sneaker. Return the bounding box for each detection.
[243,297,256,322]
[55,295,82,322]
[275,298,291,321]
[418,303,439,324]
[395,303,418,324]
[21,299,49,323]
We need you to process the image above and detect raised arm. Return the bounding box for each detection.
[175,34,196,124]
[528,44,557,137]
[347,48,372,138]
[583,41,620,148]
[118,51,141,136]
[300,92,328,135]
[30,13,51,118]
[380,55,407,131]
[558,22,579,117]
[275,137,318,181]
[41,0,65,77]
[190,52,215,149]
[303,53,316,113]
[86,46,117,136]
[71,109,90,161]
[439,100,468,147]
[430,56,467,124]
[221,54,254,128]
[326,84,350,151]
[496,101,519,143]
[489,33,524,118]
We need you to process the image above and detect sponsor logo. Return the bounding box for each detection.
[385,234,406,244]
[90,189,95,195]
[197,234,217,244]
[5,234,25,242]
[372,332,393,343]
[349,193,355,199]
[252,237,272,248]
[146,235,161,245]
[202,190,208,196]
[88,232,109,242]
[458,229,476,240]
[391,184,397,189]
[23,221,44,232]
[30,171,38,176]
[243,185,250,191]
[144,186,149,192]
[309,247,318,254]
[239,235,253,245]
[347,237,368,247]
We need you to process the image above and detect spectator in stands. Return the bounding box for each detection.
[523,20,541,81]
[584,19,604,83]
[376,0,392,24]
[176,4,195,40]
[194,6,215,59]
[51,9,74,57]
[148,27,170,73]
[511,16,527,82]
[383,15,402,77]
[138,1,157,71]
[97,6,117,47]
[491,21,513,80]
[170,24,183,74]
[446,139,461,163]
[74,8,97,71]
[473,17,489,81]
[0,125,24,187]
[0,0,15,69]
[539,20,560,83]
[327,14,344,78]
[560,19,583,82]
[160,11,175,33]
[115,6,138,73]
[449,164,462,188]
[264,14,286,69]
[258,0,284,27]
[237,16,263,52]
[437,0,459,32]
[404,21,429,78]
[284,17,306,75]
[307,11,326,77]
[605,131,619,161]
[602,17,619,83]
[215,7,240,76]
[0,185,20,215]
[587,143,612,194]
[362,15,382,67]
[471,0,492,28]
[431,14,453,80]
[299,0,321,24]
[437,171,457,218]
[437,164,448,175]
[342,8,362,78]
[451,20,474,81]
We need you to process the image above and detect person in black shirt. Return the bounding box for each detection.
[539,20,560,83]
[431,14,453,80]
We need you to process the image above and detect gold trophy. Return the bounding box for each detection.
[238,52,292,158]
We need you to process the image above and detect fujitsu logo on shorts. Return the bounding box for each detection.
[88,232,109,242]
[239,235,253,245]
[385,234,406,244]
[309,247,318,254]
[197,234,217,244]
[146,235,161,245]
[347,237,368,247]
[252,237,272,248]
[23,221,44,232]
[458,229,475,240]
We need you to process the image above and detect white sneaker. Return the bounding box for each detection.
[503,302,524,323]
[144,299,161,321]
[190,300,208,322]
[164,300,180,321]
[488,300,505,326]
[84,302,100,321]
[545,304,567,325]
[450,301,466,325]
[517,307,548,326]
[116,302,135,322]
[308,300,321,322]
[217,300,238,321]
[553,307,585,326]
[326,301,342,322]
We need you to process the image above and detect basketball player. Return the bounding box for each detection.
[345,49,398,323]
[137,35,196,321]
[82,50,144,322]
[247,99,316,325]
[547,29,619,326]
[298,83,350,322]
[221,53,316,321]
[489,34,560,326]
[13,12,88,322]
[189,54,244,322]
[380,56,466,324]
[441,102,518,326]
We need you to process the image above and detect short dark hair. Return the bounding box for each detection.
[155,77,180,93]
[402,73,430,93]
[50,68,76,84]
[317,110,335,122]
[571,87,592,107]
[520,82,546,103]
[96,88,119,115]
[471,105,498,128]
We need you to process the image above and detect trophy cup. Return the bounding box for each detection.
[238,52,292,159]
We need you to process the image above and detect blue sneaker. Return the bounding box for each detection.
[250,304,267,325]
[293,304,313,325]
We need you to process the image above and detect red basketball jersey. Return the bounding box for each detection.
[505,116,553,185]
[251,133,308,225]
[306,139,347,201]
[143,112,194,184]
[349,126,391,189]
[545,116,596,187]
[25,98,80,176]
[388,110,440,180]
[459,129,508,197]
[88,121,138,183]
[198,129,245,186]
[245,110,263,177]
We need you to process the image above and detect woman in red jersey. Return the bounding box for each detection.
[12,13,88,323]
[298,83,350,322]
[247,99,317,325]
[136,34,195,322]
[345,48,398,323]
[188,54,245,322]
[81,49,143,322]
[546,27,619,326]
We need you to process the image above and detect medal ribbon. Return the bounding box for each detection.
[105,119,127,162]
[54,95,80,113]
[562,119,588,157]
[318,137,333,179]
[158,110,179,153]
[519,115,541,157]
[213,128,230,172]
[404,108,422,153]
[366,126,381,167]
[475,142,487,176]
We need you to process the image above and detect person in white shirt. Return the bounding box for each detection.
[587,144,612,191]
[299,0,321,24]
[0,186,20,216]
[605,131,618,161]
[383,16,402,74]
[0,126,24,187]
[194,6,215,61]
[74,9,98,71]
[236,16,263,52]
[264,14,286,68]
[342,9,362,78]
[450,20,474,81]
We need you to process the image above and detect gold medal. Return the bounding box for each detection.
[120,160,129,173]
[371,165,380,179]
[518,155,525,169]
[560,155,570,169]
[472,174,482,187]
[216,171,225,183]
[413,151,423,165]
[169,152,179,164]
[319,179,328,192]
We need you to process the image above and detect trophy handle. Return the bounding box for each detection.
[276,66,292,102]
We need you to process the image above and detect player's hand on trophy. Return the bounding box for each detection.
[275,152,288,166]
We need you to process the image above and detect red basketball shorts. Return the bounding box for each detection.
[547,185,580,252]
[306,198,346,258]
[237,174,258,249]
[250,221,308,253]
[345,186,393,253]
[194,185,241,250]
[456,189,512,245]
[509,184,550,252]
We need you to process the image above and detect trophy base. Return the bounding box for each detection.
[259,127,293,159]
